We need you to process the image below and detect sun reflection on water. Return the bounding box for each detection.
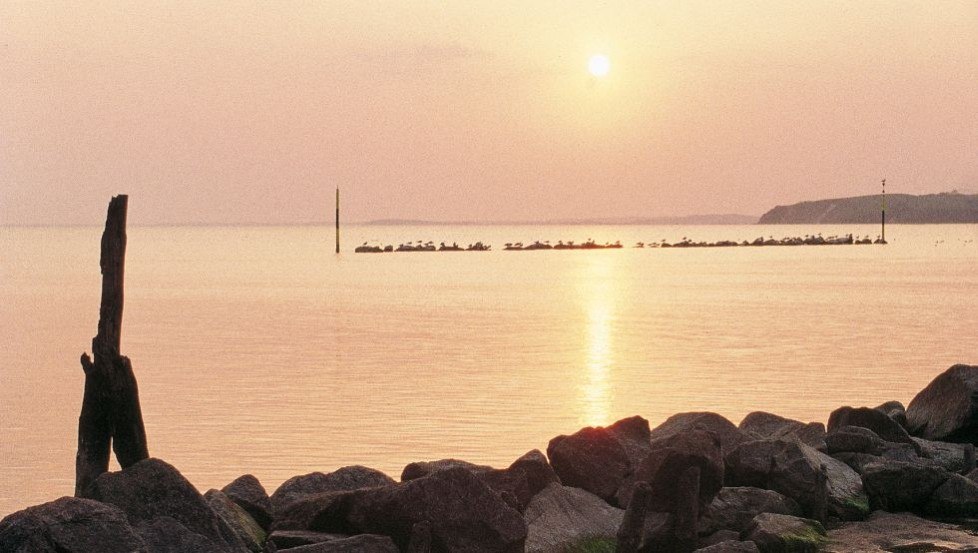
[578,256,617,427]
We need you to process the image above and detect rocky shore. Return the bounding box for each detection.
[4,364,978,553]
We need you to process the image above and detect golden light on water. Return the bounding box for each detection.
[579,256,617,427]
[588,54,611,77]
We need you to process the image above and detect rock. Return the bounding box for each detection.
[860,460,951,512]
[925,473,978,517]
[875,400,908,429]
[401,459,494,481]
[724,439,827,521]
[827,406,920,453]
[912,437,976,474]
[524,483,624,553]
[967,467,978,483]
[272,491,354,532]
[134,515,232,553]
[83,457,243,551]
[0,496,145,553]
[345,467,526,552]
[277,534,398,552]
[817,451,870,521]
[697,529,741,547]
[271,466,395,514]
[739,412,826,452]
[547,424,632,504]
[608,415,654,467]
[698,487,802,536]
[205,489,266,553]
[223,475,274,531]
[694,541,760,553]
[269,530,347,549]
[906,364,978,443]
[743,513,826,553]
[652,412,747,456]
[619,428,724,510]
[825,426,886,455]
[824,511,978,553]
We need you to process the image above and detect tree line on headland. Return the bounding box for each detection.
[759,192,978,224]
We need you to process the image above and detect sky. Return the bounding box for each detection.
[2,1,977,225]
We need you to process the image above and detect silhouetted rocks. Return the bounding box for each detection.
[875,400,908,428]
[650,412,747,457]
[401,459,493,481]
[827,406,920,453]
[524,483,623,553]
[743,513,826,553]
[548,425,633,504]
[907,364,978,443]
[619,428,724,510]
[270,466,395,515]
[223,475,274,532]
[0,497,145,553]
[345,467,526,552]
[826,426,887,456]
[924,473,978,517]
[84,458,244,551]
[724,439,828,521]
[739,412,826,452]
[860,460,951,512]
[204,489,266,553]
[698,487,802,536]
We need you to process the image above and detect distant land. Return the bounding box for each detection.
[759,192,978,224]
[361,214,759,226]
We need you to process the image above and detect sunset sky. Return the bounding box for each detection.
[2,1,976,225]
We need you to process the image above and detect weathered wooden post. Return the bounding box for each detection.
[75,195,149,496]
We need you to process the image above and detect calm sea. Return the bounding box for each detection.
[1,223,976,515]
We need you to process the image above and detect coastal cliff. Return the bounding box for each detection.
[758,192,978,224]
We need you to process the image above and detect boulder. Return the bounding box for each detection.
[608,415,654,467]
[0,496,145,553]
[906,364,978,443]
[547,425,632,504]
[83,458,242,551]
[860,460,951,512]
[925,473,978,517]
[205,489,266,553]
[824,511,978,553]
[401,459,494,481]
[345,467,526,552]
[223,474,274,531]
[694,541,760,553]
[738,412,826,452]
[827,406,919,453]
[272,491,354,532]
[134,515,233,553]
[271,466,395,514]
[269,530,347,549]
[524,483,624,553]
[875,400,908,429]
[652,412,747,456]
[277,534,398,552]
[817,451,870,521]
[724,439,827,521]
[825,426,886,456]
[912,437,976,474]
[698,487,802,536]
[618,428,724,510]
[743,513,826,553]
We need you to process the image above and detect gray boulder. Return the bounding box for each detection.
[652,412,747,456]
[618,428,724,510]
[724,439,827,521]
[827,406,920,453]
[547,423,633,504]
[524,483,623,553]
[694,541,760,553]
[401,459,493,481]
[825,426,886,456]
[269,530,347,549]
[345,467,526,552]
[271,466,395,514]
[739,412,826,452]
[912,437,976,474]
[817,451,870,521]
[906,364,978,443]
[0,496,145,553]
[279,534,398,552]
[205,489,266,553]
[84,457,243,551]
[135,515,233,553]
[860,460,951,512]
[875,400,908,429]
[824,511,978,553]
[743,513,826,553]
[223,474,273,531]
[271,490,354,532]
[925,473,978,517]
[698,487,802,536]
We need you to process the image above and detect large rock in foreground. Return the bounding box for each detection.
[0,497,145,553]
[83,457,243,551]
[907,364,978,443]
[824,511,978,553]
[860,460,951,512]
[222,474,273,531]
[271,466,395,514]
[698,487,802,536]
[547,421,636,504]
[743,513,826,553]
[524,483,623,553]
[345,467,526,552]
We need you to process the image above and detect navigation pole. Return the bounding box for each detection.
[881,178,886,244]
[335,187,340,254]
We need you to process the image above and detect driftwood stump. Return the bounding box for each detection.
[75,195,149,496]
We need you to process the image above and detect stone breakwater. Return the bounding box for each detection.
[4,364,978,553]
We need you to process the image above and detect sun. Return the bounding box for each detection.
[588,54,610,77]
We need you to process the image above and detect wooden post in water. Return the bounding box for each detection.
[335,187,340,254]
[881,178,886,244]
[75,195,149,496]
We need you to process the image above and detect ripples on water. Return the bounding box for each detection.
[1,223,976,514]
